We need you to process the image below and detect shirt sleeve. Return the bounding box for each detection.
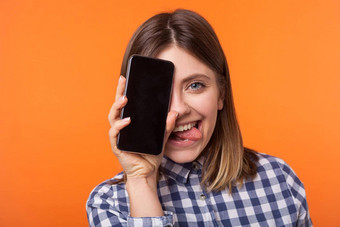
[277,159,313,226]
[86,179,174,227]
[127,211,173,227]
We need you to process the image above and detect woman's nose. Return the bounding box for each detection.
[169,92,190,117]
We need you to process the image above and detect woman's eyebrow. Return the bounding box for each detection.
[181,73,211,83]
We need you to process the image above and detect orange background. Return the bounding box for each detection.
[1,0,339,226]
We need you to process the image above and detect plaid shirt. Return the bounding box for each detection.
[86,153,312,226]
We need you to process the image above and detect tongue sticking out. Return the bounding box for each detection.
[172,127,202,141]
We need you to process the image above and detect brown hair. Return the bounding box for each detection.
[119,9,258,192]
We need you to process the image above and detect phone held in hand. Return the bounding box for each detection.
[117,55,174,155]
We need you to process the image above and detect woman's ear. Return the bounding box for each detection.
[218,97,224,110]
[218,87,225,110]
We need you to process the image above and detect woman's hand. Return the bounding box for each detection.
[108,76,177,180]
[108,75,177,217]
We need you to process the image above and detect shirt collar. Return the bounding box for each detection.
[161,156,205,184]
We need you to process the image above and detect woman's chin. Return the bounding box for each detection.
[164,149,201,164]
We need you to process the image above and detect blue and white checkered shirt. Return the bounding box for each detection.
[86,153,312,226]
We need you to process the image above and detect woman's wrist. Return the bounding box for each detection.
[126,174,163,217]
[126,175,157,192]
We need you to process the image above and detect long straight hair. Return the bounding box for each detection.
[120,9,258,192]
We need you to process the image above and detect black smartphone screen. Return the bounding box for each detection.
[117,55,174,155]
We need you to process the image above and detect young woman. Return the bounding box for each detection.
[87,9,312,226]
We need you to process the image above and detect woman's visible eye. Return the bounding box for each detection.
[189,82,205,90]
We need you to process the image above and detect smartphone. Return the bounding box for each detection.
[117,55,174,155]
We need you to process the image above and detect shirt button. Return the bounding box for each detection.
[200,194,206,200]
[193,162,200,171]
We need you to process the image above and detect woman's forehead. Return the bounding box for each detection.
[156,46,216,78]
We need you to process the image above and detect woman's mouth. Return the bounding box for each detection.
[173,122,198,132]
[168,121,202,145]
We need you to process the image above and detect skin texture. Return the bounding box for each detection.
[107,45,223,217]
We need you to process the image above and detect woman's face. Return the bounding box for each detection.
[157,46,223,163]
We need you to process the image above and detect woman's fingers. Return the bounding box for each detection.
[108,76,130,155]
[109,117,131,156]
[108,95,128,126]
[164,111,178,140]
[115,76,126,101]
[108,76,128,126]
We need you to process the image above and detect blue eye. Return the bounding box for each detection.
[189,82,203,90]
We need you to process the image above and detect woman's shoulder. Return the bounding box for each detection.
[255,152,300,179]
[87,172,129,209]
[86,173,131,225]
[88,172,126,195]
[253,152,306,199]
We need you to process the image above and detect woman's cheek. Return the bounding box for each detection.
[191,92,219,115]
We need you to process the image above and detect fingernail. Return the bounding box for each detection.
[119,95,126,102]
[119,75,124,82]
[122,117,130,122]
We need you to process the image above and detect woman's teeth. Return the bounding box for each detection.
[173,122,197,132]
